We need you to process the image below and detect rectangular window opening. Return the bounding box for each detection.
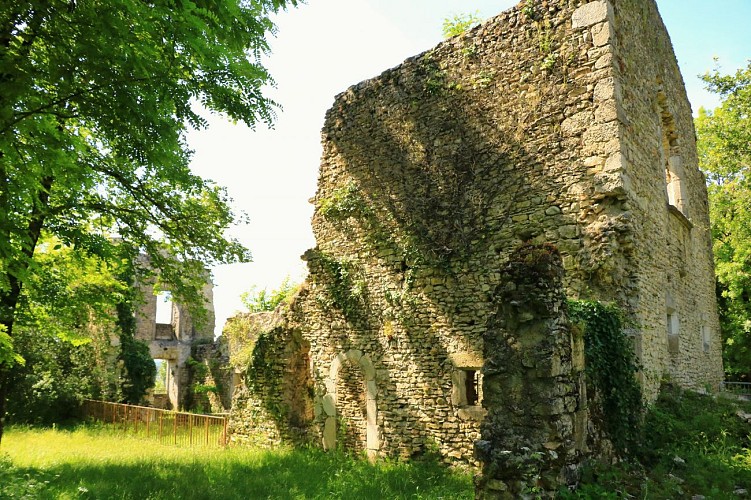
[667,311,680,355]
[464,369,479,406]
[702,325,711,354]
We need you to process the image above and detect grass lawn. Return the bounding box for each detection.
[4,384,751,498]
[1,426,473,499]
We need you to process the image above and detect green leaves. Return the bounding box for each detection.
[0,324,24,368]
[568,300,642,456]
[241,276,299,313]
[441,11,482,39]
[696,62,751,378]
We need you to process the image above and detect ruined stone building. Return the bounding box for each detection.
[133,254,215,410]
[222,0,724,481]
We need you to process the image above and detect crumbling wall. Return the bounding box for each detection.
[300,0,606,464]
[190,341,232,414]
[477,244,586,497]
[226,306,315,447]
[228,0,722,466]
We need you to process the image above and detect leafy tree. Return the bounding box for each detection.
[696,62,751,379]
[0,0,297,442]
[442,11,482,39]
[241,276,299,313]
[5,240,125,423]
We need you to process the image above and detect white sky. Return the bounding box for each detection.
[186,0,751,336]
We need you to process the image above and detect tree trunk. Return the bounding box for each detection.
[0,175,54,445]
[0,365,8,445]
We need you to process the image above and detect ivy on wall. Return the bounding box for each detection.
[116,255,156,405]
[568,299,642,456]
[311,252,367,323]
[319,181,372,222]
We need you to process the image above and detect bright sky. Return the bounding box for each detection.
[187,0,751,336]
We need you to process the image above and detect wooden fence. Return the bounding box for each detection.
[720,381,751,398]
[83,400,228,447]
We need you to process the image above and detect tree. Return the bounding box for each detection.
[442,11,482,39]
[696,61,751,378]
[241,276,299,313]
[0,0,297,442]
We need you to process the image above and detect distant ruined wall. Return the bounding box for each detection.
[132,254,216,410]
[227,0,722,474]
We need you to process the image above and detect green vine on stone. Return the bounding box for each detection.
[319,181,371,221]
[420,51,449,96]
[317,254,366,322]
[568,299,642,456]
[247,330,276,393]
[522,0,538,20]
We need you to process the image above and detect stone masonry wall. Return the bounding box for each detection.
[226,307,315,448]
[228,0,723,465]
[302,0,606,464]
[477,244,586,497]
[601,0,724,396]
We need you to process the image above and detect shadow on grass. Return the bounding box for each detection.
[3,447,472,499]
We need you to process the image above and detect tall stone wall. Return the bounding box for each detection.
[302,0,603,464]
[227,0,722,468]
[599,0,724,395]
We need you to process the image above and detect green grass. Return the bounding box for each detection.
[1,426,472,499]
[562,383,751,499]
[5,384,750,499]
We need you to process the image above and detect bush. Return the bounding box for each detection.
[5,328,109,425]
[564,383,751,498]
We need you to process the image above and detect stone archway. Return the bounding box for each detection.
[321,349,380,459]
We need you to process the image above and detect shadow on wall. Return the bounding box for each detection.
[301,23,586,459]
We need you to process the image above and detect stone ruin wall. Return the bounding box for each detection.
[226,310,315,448]
[226,0,723,472]
[601,0,724,395]
[132,254,216,410]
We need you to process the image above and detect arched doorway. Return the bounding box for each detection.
[321,349,380,459]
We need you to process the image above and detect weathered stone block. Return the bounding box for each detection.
[322,394,336,416]
[572,1,612,29]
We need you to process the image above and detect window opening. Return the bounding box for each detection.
[155,291,173,324]
[659,94,689,218]
[452,367,482,407]
[153,360,168,394]
[702,325,711,354]
[667,310,680,354]
[464,369,479,406]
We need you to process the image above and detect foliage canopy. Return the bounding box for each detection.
[696,61,751,378]
[0,0,297,440]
